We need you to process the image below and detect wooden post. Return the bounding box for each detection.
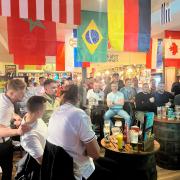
[82,67,87,107]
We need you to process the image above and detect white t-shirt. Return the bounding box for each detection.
[107,91,124,109]
[21,118,47,160]
[34,86,44,96]
[0,93,14,127]
[47,103,96,180]
[87,89,104,102]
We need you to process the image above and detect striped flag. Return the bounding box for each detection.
[108,0,151,52]
[0,0,81,25]
[146,39,163,69]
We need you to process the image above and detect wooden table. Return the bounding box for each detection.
[154,117,180,170]
[101,137,160,180]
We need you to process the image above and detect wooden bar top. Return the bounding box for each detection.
[101,136,160,156]
[154,117,180,124]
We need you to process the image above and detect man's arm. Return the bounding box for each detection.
[0,124,30,138]
[85,138,100,160]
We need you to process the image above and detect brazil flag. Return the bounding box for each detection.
[77,11,108,62]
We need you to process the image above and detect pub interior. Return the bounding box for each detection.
[0,0,180,180]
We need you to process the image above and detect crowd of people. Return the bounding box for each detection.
[0,73,180,180]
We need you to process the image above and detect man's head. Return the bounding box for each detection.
[39,77,46,86]
[157,82,165,93]
[93,81,101,92]
[44,79,57,97]
[142,83,150,94]
[112,73,119,82]
[111,82,118,93]
[125,78,132,87]
[27,96,46,118]
[7,79,26,102]
[61,84,79,104]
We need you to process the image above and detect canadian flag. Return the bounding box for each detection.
[164,30,180,68]
[164,38,180,68]
[0,0,81,25]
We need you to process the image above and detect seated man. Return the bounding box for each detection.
[104,82,131,128]
[87,81,104,105]
[135,83,156,123]
[16,96,47,179]
[153,82,174,107]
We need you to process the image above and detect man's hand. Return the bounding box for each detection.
[13,114,22,127]
[149,97,155,103]
[16,124,31,135]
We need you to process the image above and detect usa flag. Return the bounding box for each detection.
[0,0,81,25]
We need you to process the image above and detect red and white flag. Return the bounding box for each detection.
[0,0,81,25]
[164,38,180,68]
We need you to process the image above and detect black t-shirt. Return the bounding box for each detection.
[171,82,180,96]
[153,91,174,107]
[135,92,156,112]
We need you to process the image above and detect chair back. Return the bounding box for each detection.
[40,141,75,180]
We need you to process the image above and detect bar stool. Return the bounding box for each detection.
[112,115,125,130]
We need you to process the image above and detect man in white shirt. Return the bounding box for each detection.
[17,96,47,179]
[87,81,104,105]
[0,79,27,180]
[47,84,118,180]
[34,77,46,96]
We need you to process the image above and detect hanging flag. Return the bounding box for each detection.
[164,30,180,68]
[7,17,56,65]
[73,29,90,67]
[164,38,180,68]
[0,0,81,25]
[146,38,163,69]
[108,0,151,52]
[14,54,45,65]
[77,11,108,62]
[65,30,75,71]
[56,42,65,71]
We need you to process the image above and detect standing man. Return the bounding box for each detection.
[0,79,27,180]
[42,79,59,124]
[34,76,46,96]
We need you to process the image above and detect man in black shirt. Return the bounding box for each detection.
[135,83,156,123]
[153,82,174,107]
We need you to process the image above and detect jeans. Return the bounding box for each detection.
[104,108,131,127]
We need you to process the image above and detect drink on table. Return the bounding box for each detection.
[104,120,110,143]
[116,132,123,150]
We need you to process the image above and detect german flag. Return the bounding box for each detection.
[108,0,151,52]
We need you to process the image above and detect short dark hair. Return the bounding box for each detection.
[125,78,131,83]
[39,77,45,80]
[44,79,57,87]
[61,84,78,104]
[7,79,26,91]
[112,72,119,77]
[27,96,46,113]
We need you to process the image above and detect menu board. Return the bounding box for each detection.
[5,65,16,77]
[0,76,7,93]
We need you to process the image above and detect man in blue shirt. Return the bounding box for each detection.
[104,82,131,127]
